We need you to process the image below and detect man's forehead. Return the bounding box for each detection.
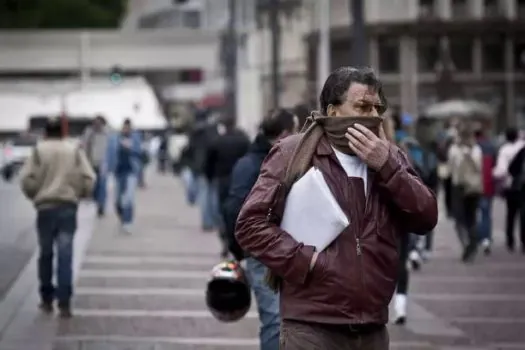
[347,83,381,103]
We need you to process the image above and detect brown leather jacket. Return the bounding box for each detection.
[235,134,438,325]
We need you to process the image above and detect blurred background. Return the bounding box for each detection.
[1,0,524,141]
[2,2,525,350]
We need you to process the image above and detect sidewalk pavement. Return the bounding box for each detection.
[0,172,524,350]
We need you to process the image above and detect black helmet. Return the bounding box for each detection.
[206,261,251,322]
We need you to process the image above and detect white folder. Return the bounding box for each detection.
[280,167,350,252]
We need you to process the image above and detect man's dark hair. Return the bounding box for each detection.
[260,108,295,139]
[95,114,107,124]
[45,117,63,138]
[123,118,132,126]
[319,66,387,115]
[219,115,236,130]
[506,127,518,143]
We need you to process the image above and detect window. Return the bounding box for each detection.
[182,10,201,28]
[451,0,468,19]
[180,69,203,83]
[377,36,400,73]
[418,0,437,18]
[514,40,525,71]
[417,37,439,72]
[482,36,505,72]
[139,9,180,28]
[449,36,474,71]
[484,0,504,17]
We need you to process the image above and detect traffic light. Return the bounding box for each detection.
[109,65,123,85]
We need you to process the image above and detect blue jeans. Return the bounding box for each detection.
[245,257,280,350]
[115,173,137,224]
[181,167,198,206]
[93,166,107,212]
[198,176,220,230]
[478,196,493,242]
[36,205,77,305]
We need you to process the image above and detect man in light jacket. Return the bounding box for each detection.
[20,117,95,318]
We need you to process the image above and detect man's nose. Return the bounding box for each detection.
[368,107,379,117]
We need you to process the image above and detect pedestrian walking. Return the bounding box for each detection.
[475,128,497,254]
[235,67,438,350]
[81,115,111,217]
[506,134,525,254]
[204,115,250,258]
[224,108,298,350]
[19,117,96,318]
[448,126,483,262]
[107,118,142,234]
[493,127,525,253]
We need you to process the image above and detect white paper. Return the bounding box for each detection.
[280,167,350,252]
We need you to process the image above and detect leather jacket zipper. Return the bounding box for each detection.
[355,174,373,324]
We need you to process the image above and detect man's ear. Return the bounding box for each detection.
[327,104,337,117]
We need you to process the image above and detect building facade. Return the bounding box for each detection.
[300,0,525,130]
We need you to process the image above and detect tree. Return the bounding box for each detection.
[0,0,128,29]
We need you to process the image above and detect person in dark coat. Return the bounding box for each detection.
[223,108,298,350]
[204,115,250,256]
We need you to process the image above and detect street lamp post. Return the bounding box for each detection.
[349,0,367,66]
[269,0,281,109]
[317,0,331,103]
[224,0,238,121]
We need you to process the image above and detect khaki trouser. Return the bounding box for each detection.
[280,319,389,350]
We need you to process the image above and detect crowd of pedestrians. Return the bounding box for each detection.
[18,115,149,317]
[16,65,525,349]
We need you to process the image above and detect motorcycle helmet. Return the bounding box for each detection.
[206,260,251,322]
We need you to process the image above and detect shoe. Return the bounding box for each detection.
[58,304,72,319]
[39,301,53,314]
[409,250,422,271]
[393,294,407,325]
[121,224,132,235]
[481,239,491,255]
[462,243,478,263]
[97,207,105,218]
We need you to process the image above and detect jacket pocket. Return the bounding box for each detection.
[309,251,327,284]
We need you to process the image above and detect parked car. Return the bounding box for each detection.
[1,135,38,181]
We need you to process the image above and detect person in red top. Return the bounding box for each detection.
[475,128,496,254]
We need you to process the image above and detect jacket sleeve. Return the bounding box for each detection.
[19,150,41,200]
[509,147,525,178]
[376,145,438,235]
[77,148,97,198]
[223,156,257,261]
[235,143,315,285]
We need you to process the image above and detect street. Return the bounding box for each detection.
[0,172,524,350]
[0,179,36,300]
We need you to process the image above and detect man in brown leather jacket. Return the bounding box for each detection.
[235,67,438,350]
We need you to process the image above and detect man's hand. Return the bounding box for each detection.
[120,139,132,148]
[345,123,390,171]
